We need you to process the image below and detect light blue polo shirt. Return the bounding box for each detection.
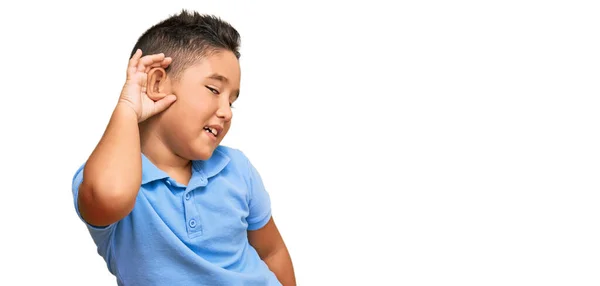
[71,146,281,286]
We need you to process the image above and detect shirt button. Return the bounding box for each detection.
[185,193,191,200]
[166,180,171,186]
[189,219,196,228]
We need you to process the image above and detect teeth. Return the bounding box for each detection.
[204,127,218,136]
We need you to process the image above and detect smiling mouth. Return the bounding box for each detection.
[203,126,218,137]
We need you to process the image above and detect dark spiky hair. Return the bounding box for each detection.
[130,9,241,80]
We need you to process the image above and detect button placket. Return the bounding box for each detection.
[184,171,208,238]
[184,197,202,236]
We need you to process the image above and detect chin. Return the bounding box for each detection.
[190,145,216,161]
[183,134,221,161]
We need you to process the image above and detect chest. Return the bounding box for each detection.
[133,175,251,249]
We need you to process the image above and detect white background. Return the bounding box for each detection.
[0,0,599,285]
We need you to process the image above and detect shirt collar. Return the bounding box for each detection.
[141,153,169,185]
[140,147,231,185]
[191,147,230,179]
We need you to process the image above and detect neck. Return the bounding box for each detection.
[140,120,192,182]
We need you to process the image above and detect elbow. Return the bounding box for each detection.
[78,179,138,227]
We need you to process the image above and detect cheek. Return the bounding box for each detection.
[223,123,232,134]
[173,97,213,127]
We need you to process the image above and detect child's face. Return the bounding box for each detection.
[158,50,240,161]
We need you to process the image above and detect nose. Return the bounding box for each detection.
[216,98,233,122]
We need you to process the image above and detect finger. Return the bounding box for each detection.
[144,58,171,73]
[139,73,148,94]
[153,94,177,114]
[137,53,165,72]
[127,49,143,75]
[129,49,142,67]
[161,57,172,68]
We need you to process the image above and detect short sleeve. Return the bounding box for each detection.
[244,156,272,231]
[72,164,116,254]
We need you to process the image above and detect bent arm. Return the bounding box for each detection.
[248,217,296,285]
[78,103,142,227]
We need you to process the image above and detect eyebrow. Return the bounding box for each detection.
[208,73,228,83]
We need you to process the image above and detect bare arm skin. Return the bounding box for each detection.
[248,217,296,285]
[78,50,176,227]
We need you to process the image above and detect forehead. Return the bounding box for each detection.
[180,51,241,86]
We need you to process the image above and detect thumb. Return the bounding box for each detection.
[153,94,177,114]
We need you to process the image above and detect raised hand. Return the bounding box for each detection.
[119,49,177,122]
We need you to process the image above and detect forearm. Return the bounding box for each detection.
[264,246,296,286]
[79,103,142,225]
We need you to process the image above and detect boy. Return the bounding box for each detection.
[71,10,295,286]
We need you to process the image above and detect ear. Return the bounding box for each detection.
[146,67,169,100]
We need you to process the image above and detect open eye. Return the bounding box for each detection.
[206,86,220,94]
